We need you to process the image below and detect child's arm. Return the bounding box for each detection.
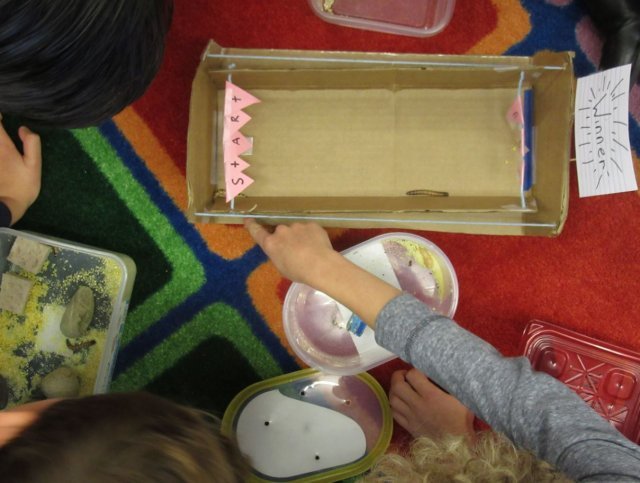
[0,120,41,226]
[245,219,640,480]
[244,219,400,327]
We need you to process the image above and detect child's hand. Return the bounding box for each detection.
[245,218,401,328]
[244,219,337,285]
[0,121,42,225]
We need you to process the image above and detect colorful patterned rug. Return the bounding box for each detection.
[9,0,640,445]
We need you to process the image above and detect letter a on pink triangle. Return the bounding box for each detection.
[225,131,252,157]
[225,81,261,115]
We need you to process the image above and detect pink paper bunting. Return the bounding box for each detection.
[225,131,252,157]
[225,170,254,202]
[506,96,524,125]
[225,81,261,114]
[225,155,250,172]
[224,110,252,135]
[222,81,261,203]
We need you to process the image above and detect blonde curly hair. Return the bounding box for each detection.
[360,431,572,483]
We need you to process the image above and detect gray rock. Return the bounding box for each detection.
[60,286,95,338]
[41,367,80,398]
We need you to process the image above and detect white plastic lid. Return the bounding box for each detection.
[222,369,392,482]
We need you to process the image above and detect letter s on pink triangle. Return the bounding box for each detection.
[225,171,254,202]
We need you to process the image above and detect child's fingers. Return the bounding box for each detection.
[244,218,271,249]
[404,368,442,398]
[391,412,410,431]
[389,395,412,426]
[390,369,409,388]
[18,127,42,169]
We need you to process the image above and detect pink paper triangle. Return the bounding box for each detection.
[225,170,254,202]
[225,131,252,157]
[225,155,250,172]
[225,81,261,114]
[506,96,524,125]
[224,110,252,135]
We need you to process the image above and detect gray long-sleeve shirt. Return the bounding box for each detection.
[374,293,640,482]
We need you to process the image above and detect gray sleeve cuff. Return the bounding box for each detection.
[374,292,450,362]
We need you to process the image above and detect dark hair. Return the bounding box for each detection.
[0,0,173,128]
[0,392,250,483]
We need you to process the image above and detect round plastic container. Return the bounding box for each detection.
[308,0,456,38]
[284,233,458,375]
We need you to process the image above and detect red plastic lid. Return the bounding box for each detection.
[520,320,640,444]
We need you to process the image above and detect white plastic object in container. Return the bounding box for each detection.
[283,233,458,375]
[222,369,392,482]
[308,0,456,38]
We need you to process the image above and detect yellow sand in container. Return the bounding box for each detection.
[0,256,122,408]
[393,239,446,295]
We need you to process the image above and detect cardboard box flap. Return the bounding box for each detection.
[202,40,547,72]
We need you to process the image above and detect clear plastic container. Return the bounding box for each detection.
[308,0,456,37]
[283,233,458,375]
[222,368,392,482]
[0,228,136,408]
[521,320,640,444]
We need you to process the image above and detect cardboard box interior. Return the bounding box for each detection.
[187,42,574,235]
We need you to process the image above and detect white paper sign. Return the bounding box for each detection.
[575,65,637,197]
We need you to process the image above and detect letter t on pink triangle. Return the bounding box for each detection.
[225,81,261,114]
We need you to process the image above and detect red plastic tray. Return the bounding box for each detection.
[520,320,640,444]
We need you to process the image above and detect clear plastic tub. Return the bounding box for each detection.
[0,228,136,408]
[283,233,458,375]
[308,0,456,37]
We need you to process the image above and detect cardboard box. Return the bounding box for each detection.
[186,41,574,236]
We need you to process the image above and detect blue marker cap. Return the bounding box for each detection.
[346,314,366,337]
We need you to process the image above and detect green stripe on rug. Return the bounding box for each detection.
[71,127,205,344]
[111,302,282,393]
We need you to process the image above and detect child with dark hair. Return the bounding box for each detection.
[0,0,173,226]
[0,0,173,129]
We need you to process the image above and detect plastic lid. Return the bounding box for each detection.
[283,233,458,375]
[308,0,456,38]
[521,320,640,444]
[222,369,392,482]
